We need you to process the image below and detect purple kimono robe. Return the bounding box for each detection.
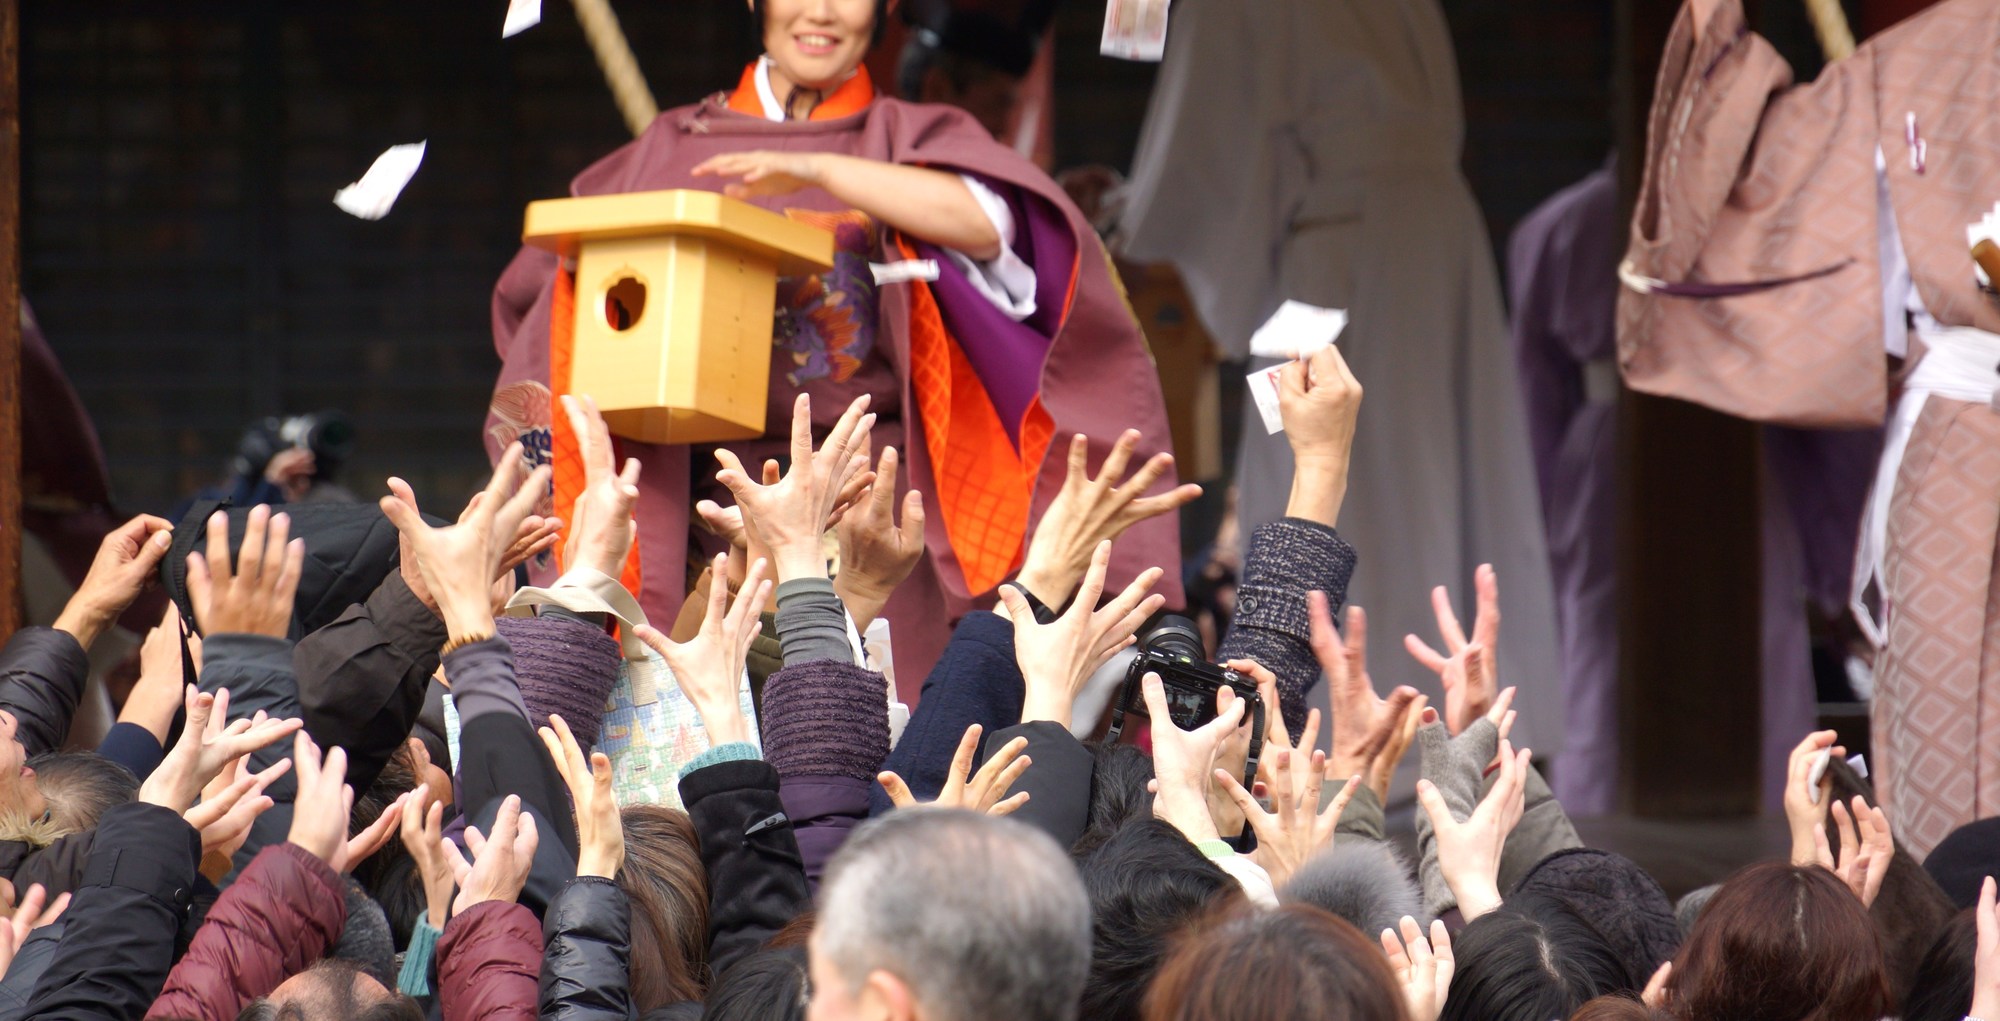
[489,94,1182,693]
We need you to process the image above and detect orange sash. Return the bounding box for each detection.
[899,238,1054,595]
[727,61,876,121]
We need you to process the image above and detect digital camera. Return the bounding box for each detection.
[1104,614,1264,787]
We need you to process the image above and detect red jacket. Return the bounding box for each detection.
[146,842,346,1021]
[438,900,540,1021]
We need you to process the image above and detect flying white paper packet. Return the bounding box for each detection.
[1100,0,1169,61]
[1249,300,1347,359]
[333,141,427,221]
[1968,200,2000,286]
[1246,361,1290,435]
[502,0,542,38]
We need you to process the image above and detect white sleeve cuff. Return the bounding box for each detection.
[945,174,1039,322]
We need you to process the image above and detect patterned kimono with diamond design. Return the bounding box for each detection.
[1621,0,2000,855]
[489,67,1181,693]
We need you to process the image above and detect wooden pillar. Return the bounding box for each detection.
[0,0,22,640]
[1613,0,1766,817]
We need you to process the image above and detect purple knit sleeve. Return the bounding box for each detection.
[759,661,891,783]
[494,614,622,751]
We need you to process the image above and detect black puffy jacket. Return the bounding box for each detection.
[539,877,631,1021]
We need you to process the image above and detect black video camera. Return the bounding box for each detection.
[232,411,357,482]
[1104,614,1264,788]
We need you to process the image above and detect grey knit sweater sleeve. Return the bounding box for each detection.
[1215,518,1358,736]
[1412,718,1581,916]
[773,578,855,668]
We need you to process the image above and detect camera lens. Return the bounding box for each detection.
[1142,614,1205,661]
[298,411,357,464]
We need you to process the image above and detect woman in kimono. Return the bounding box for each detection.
[1620,0,2000,855]
[488,0,1186,687]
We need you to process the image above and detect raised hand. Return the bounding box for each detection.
[1405,565,1501,735]
[386,476,561,617]
[0,883,69,978]
[1276,345,1364,528]
[540,713,625,880]
[123,604,198,743]
[1782,730,1844,866]
[380,443,552,643]
[1813,795,1894,908]
[715,394,874,582]
[633,555,773,748]
[139,687,302,814]
[1015,431,1200,608]
[1004,540,1164,729]
[186,506,304,638]
[1417,738,1531,921]
[188,748,290,878]
[560,394,642,578]
[288,732,407,874]
[444,794,540,914]
[1973,877,2000,1021]
[1380,916,1454,1021]
[1216,749,1361,888]
[1143,672,1248,844]
[877,723,1032,817]
[834,445,925,629]
[1642,962,1674,1009]
[1313,593,1423,803]
[399,792,456,929]
[1233,659,1318,795]
[52,513,175,651]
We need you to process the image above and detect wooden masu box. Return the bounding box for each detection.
[523,189,836,444]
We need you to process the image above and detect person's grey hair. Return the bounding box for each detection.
[27,753,137,839]
[816,809,1091,1021]
[1675,883,1720,937]
[1281,840,1424,939]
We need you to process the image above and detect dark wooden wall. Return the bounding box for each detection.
[22,0,1620,517]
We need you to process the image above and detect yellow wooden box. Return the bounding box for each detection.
[524,189,837,445]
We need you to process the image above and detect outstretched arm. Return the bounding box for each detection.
[692,151,1002,259]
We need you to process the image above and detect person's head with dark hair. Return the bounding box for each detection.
[351,744,419,839]
[235,959,423,1021]
[1079,819,1243,1021]
[1074,742,1155,855]
[26,752,136,837]
[621,804,711,1010]
[1924,817,2000,910]
[893,6,1032,139]
[1513,849,1682,984]
[812,809,1091,1021]
[1441,893,1636,1021]
[354,844,426,953]
[1902,907,1976,1021]
[1141,902,1404,1021]
[1570,995,1663,1021]
[702,946,809,1021]
[1666,862,1892,1021]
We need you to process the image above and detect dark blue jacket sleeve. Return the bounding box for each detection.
[868,612,1024,814]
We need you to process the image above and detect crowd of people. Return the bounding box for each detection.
[0,343,1995,1021]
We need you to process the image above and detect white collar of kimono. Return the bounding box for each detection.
[752,55,859,122]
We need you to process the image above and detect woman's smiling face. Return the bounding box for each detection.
[752,0,884,92]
